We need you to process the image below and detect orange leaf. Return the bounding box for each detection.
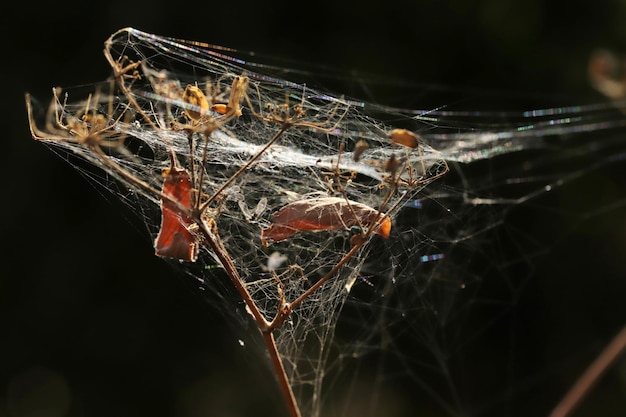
[154,165,199,261]
[261,197,390,246]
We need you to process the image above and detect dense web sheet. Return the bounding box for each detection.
[25,28,626,417]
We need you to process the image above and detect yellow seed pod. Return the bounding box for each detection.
[212,103,229,115]
[182,85,209,121]
[388,128,419,148]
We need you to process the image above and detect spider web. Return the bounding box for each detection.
[25,28,626,417]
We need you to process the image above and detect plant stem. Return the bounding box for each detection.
[288,241,363,313]
[195,218,302,417]
[549,324,626,417]
[262,330,302,417]
[200,125,288,211]
[196,218,269,329]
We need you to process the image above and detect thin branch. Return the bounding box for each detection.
[549,324,626,417]
[200,125,289,211]
[194,217,269,330]
[262,331,302,417]
[194,217,302,417]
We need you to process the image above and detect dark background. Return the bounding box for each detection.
[3,1,626,417]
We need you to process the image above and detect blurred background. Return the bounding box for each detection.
[2,1,626,416]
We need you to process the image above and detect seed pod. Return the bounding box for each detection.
[182,85,209,121]
[388,128,420,148]
[353,139,369,162]
[212,103,229,115]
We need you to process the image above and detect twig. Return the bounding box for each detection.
[549,324,626,417]
[263,331,302,417]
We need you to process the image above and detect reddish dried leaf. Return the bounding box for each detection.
[154,165,199,261]
[261,197,391,246]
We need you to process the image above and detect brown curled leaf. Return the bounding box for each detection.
[261,197,391,246]
[154,163,199,262]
